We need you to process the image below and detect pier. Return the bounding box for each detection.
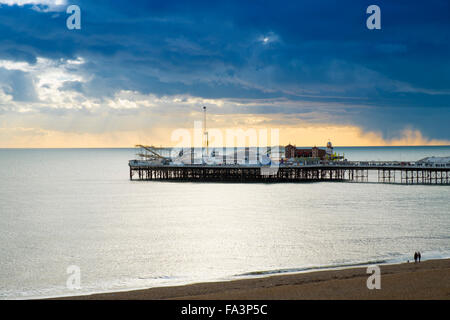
[128,162,450,185]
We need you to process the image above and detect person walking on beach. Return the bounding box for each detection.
[414,252,418,263]
[418,251,421,262]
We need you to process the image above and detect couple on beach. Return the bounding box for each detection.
[414,251,422,263]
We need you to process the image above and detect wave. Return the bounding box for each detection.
[234,259,388,277]
[234,250,450,278]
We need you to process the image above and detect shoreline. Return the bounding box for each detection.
[52,258,450,300]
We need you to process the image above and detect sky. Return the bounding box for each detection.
[0,0,449,147]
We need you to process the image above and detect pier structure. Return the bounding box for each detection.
[128,161,450,185]
[398,168,450,185]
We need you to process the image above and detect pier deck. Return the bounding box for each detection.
[129,162,450,185]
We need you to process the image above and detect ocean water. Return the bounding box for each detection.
[0,146,449,299]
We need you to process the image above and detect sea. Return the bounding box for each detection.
[0,146,449,299]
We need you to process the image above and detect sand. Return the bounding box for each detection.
[55,258,450,300]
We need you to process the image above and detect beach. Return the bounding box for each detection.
[56,258,450,300]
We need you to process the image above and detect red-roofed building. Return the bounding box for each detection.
[285,144,327,160]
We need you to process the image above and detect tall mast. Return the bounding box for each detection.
[203,106,208,155]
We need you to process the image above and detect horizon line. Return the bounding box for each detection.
[1,145,449,149]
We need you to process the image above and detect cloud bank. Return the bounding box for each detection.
[0,0,449,147]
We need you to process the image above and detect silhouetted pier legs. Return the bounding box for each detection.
[129,165,449,184]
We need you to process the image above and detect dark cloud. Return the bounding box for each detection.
[0,69,38,102]
[59,80,84,93]
[0,0,449,139]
